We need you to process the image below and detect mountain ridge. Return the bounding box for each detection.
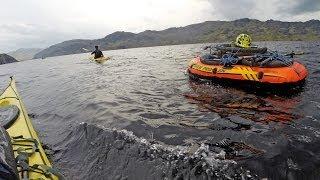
[7,48,42,61]
[34,18,320,59]
[0,54,18,65]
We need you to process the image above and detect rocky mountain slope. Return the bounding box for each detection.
[34,18,320,59]
[0,54,18,65]
[7,48,42,61]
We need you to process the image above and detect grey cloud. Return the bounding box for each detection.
[206,0,256,20]
[0,23,76,52]
[289,0,320,14]
[0,0,318,52]
[0,22,107,52]
[206,0,319,20]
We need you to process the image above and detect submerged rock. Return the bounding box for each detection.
[210,118,238,130]
[185,82,300,123]
[227,115,254,127]
[53,123,257,180]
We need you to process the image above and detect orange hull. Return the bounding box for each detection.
[188,57,308,84]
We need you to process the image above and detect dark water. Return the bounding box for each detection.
[0,42,320,179]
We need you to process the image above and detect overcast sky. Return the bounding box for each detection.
[1,0,319,52]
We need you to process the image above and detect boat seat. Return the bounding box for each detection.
[0,105,19,129]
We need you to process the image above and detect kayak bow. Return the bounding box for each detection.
[0,77,60,180]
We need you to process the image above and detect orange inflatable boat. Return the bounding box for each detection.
[188,56,308,84]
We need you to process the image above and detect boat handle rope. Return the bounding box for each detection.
[12,136,65,180]
[220,48,241,67]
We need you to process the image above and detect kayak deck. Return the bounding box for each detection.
[89,56,110,63]
[0,77,59,180]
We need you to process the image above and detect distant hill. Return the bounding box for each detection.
[34,18,320,59]
[0,54,18,65]
[8,48,42,61]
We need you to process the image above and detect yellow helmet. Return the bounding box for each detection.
[235,34,252,48]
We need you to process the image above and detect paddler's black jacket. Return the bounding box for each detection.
[91,49,103,59]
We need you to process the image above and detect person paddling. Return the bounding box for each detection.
[91,45,104,59]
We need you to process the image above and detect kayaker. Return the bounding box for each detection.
[91,46,104,59]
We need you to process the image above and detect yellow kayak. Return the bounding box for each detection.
[89,56,110,63]
[0,77,61,179]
